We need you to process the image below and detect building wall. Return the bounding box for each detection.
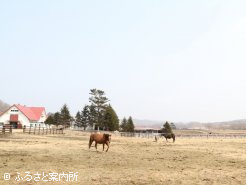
[37,110,47,123]
[34,110,47,128]
[0,106,30,127]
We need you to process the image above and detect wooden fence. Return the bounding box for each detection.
[23,126,64,135]
[69,128,246,139]
[119,132,246,139]
[176,134,246,139]
[0,125,13,134]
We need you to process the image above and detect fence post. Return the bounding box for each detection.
[3,126,5,134]
[10,126,12,134]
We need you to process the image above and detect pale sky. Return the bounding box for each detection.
[1,0,246,122]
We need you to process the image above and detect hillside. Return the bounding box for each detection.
[0,100,10,112]
[133,119,163,129]
[133,119,246,130]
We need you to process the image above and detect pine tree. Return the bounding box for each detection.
[89,89,109,130]
[126,116,135,132]
[162,121,173,133]
[88,105,97,129]
[81,105,90,130]
[103,105,119,131]
[170,122,176,130]
[53,112,61,126]
[60,104,72,128]
[120,117,128,132]
[75,111,82,127]
[45,114,55,125]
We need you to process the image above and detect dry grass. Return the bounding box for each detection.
[0,130,246,185]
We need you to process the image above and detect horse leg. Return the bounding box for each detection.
[95,142,97,151]
[105,142,109,152]
[89,138,93,149]
[103,143,105,151]
[155,136,158,142]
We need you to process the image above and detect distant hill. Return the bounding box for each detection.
[0,100,10,112]
[177,120,246,130]
[133,119,163,129]
[203,119,246,130]
[132,119,246,130]
[132,119,205,130]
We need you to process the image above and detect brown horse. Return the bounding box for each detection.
[161,133,175,142]
[89,133,111,152]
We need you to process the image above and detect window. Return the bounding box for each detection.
[11,110,19,112]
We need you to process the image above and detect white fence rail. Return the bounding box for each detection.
[70,128,246,139]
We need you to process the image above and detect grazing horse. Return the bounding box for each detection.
[89,133,111,152]
[161,133,175,142]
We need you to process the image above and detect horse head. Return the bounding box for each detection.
[104,134,111,143]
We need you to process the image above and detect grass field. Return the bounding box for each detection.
[1,130,246,185]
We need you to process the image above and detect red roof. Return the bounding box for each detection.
[15,104,45,121]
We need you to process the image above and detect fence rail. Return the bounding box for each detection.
[69,128,246,139]
[0,125,13,134]
[176,134,246,139]
[23,126,64,135]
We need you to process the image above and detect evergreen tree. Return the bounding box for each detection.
[170,122,176,130]
[162,121,173,133]
[44,114,55,125]
[53,112,61,126]
[103,105,119,131]
[75,111,82,127]
[120,117,128,132]
[81,105,90,130]
[126,116,135,132]
[88,105,97,129]
[89,89,109,130]
[60,104,72,127]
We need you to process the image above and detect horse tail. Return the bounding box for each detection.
[89,135,93,149]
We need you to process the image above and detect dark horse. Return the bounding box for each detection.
[161,133,175,142]
[89,133,111,152]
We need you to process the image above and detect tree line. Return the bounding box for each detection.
[45,89,135,132]
[44,104,72,128]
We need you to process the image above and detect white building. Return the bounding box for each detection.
[0,104,47,128]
